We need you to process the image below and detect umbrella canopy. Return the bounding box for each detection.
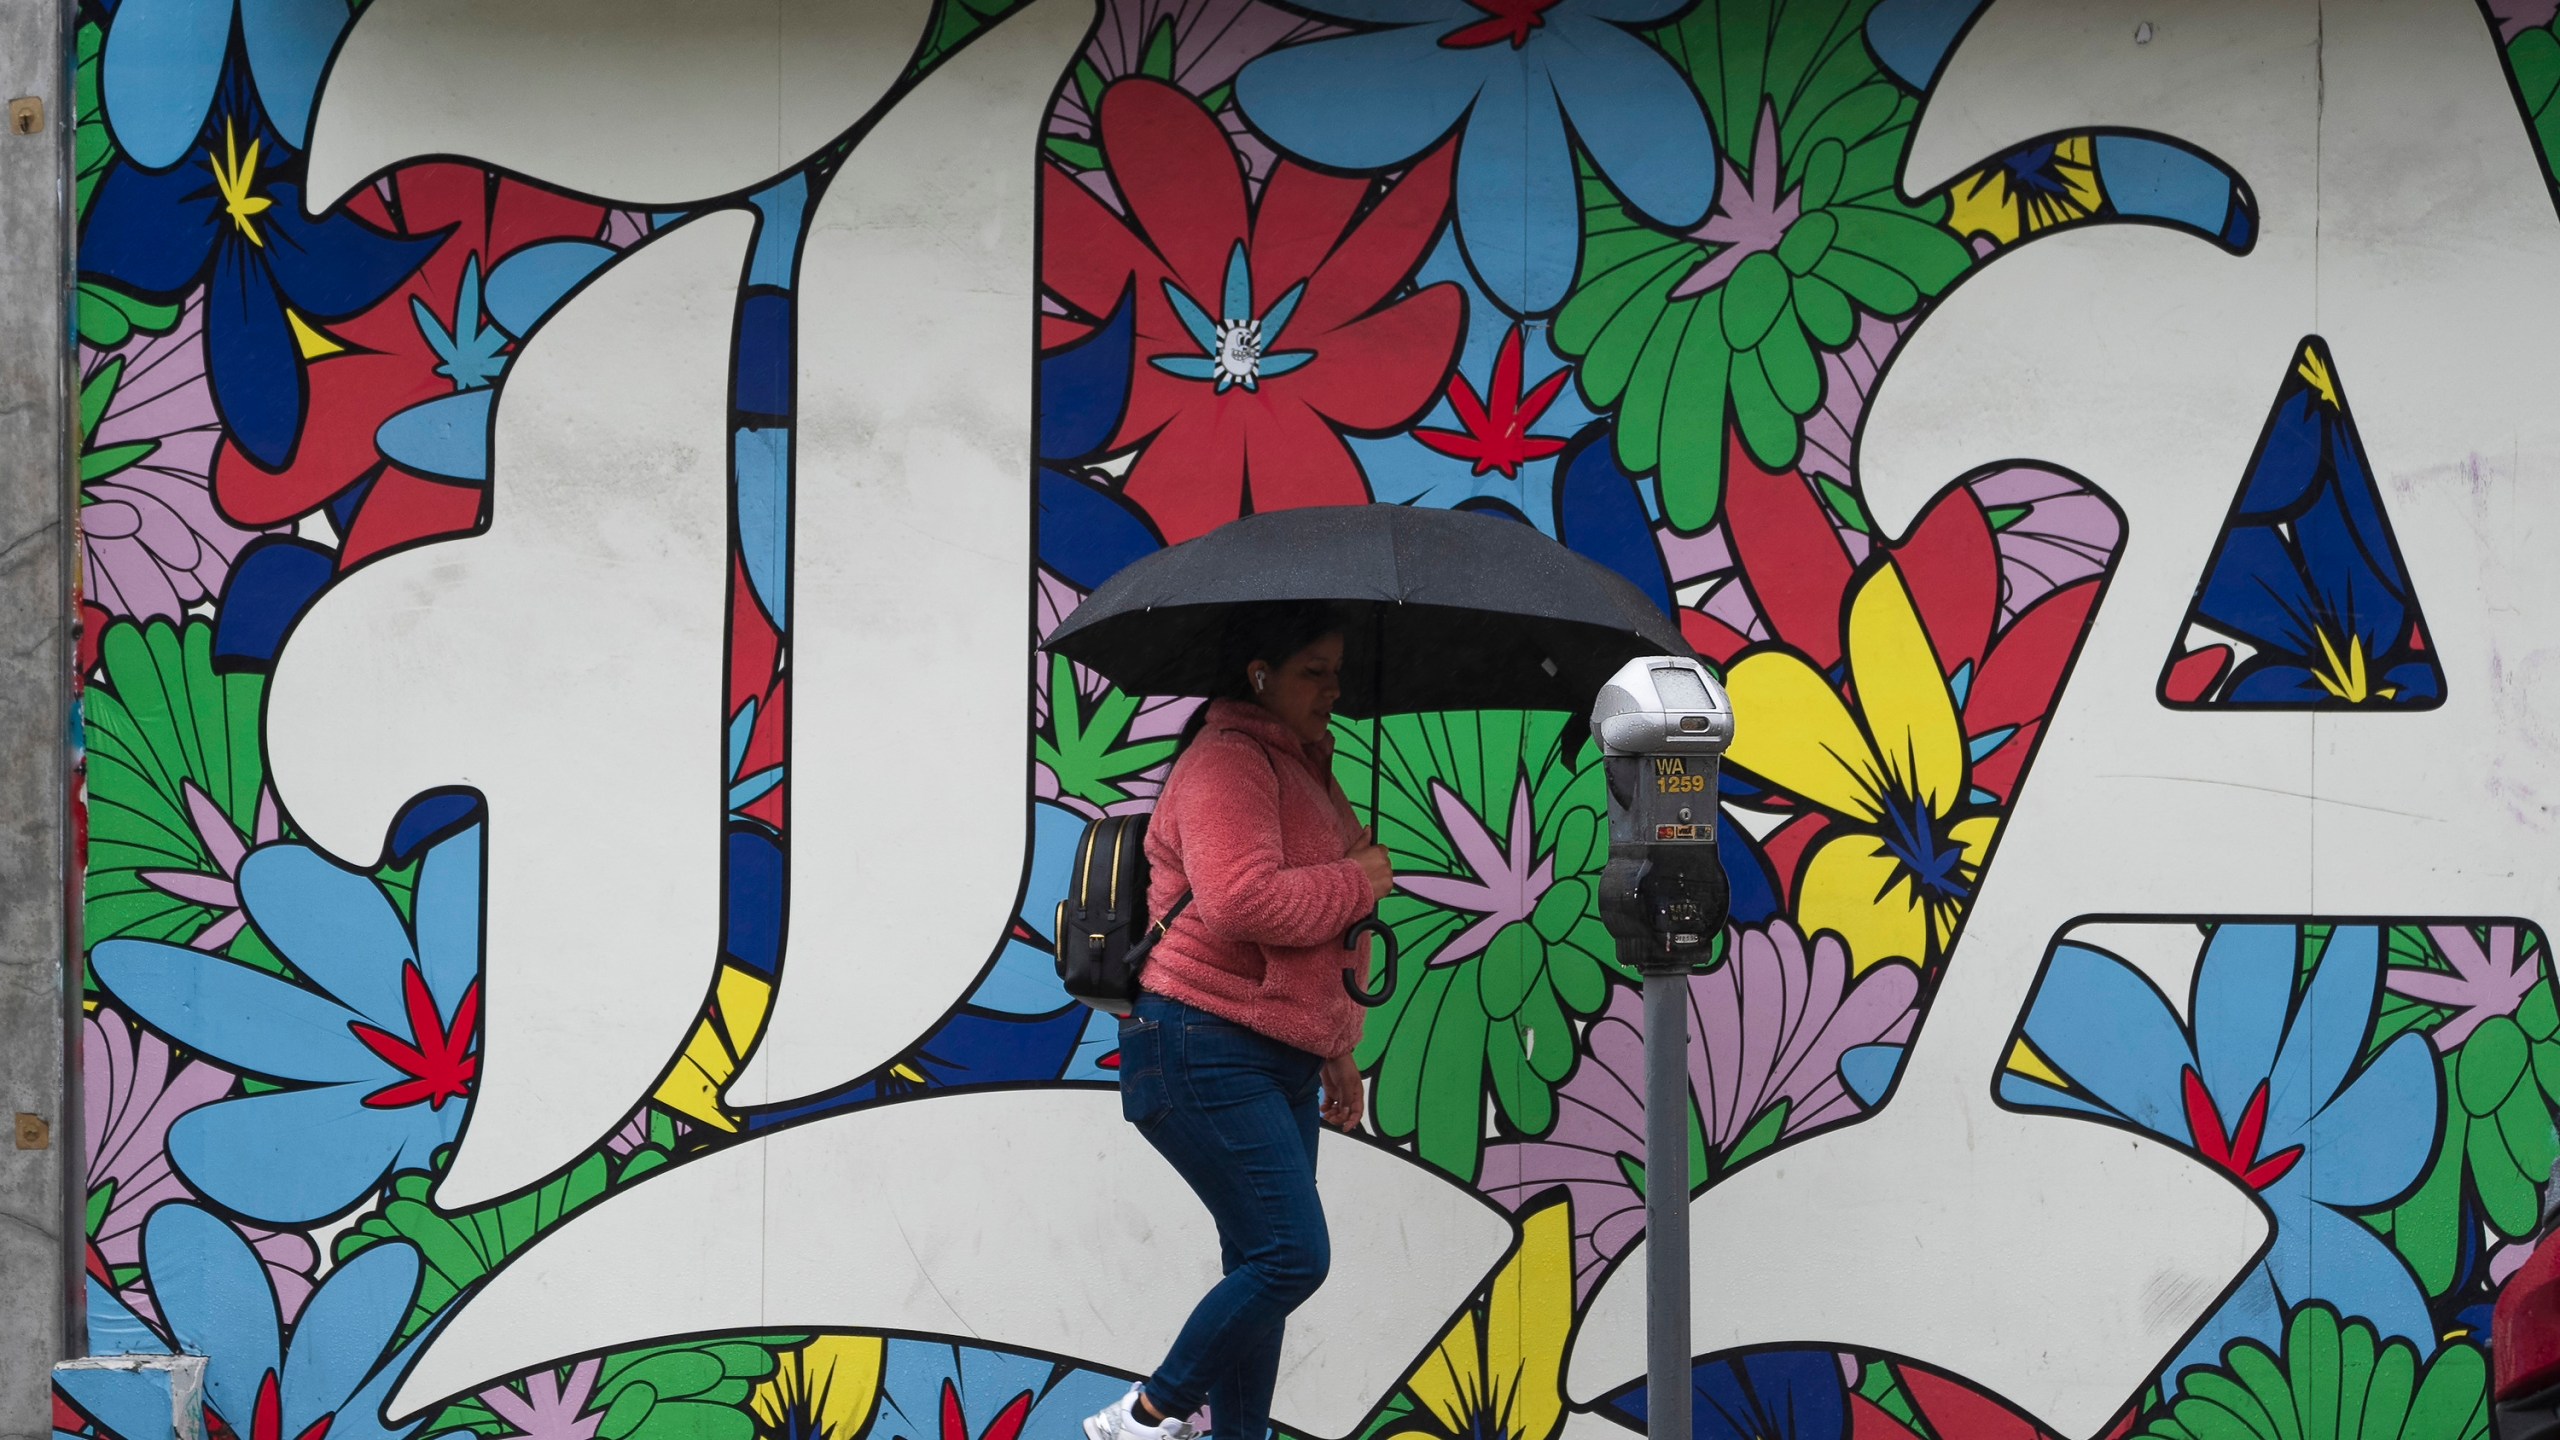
[1046,505,1694,716]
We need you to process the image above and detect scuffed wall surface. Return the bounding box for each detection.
[48,3,2560,1440]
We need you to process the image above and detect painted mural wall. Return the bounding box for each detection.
[50,4,2560,1440]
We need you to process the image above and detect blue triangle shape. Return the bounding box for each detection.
[2159,338,2445,708]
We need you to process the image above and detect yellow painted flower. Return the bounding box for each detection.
[1947,135,2103,246]
[1389,1199,1572,1440]
[652,962,772,1132]
[752,1336,885,1440]
[1724,565,1996,972]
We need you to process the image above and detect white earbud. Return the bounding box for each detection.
[1253,671,1266,692]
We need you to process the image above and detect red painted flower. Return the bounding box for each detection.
[2181,1066,2304,1189]
[943,1381,1030,1440]
[1850,1362,2135,1440]
[212,163,611,566]
[347,961,479,1111]
[1413,323,1572,477]
[1043,79,1464,544]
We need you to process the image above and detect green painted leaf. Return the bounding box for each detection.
[1657,305,1733,533]
[1043,135,1104,171]
[84,620,267,948]
[1731,347,1798,467]
[1613,298,1696,477]
[1139,16,1176,80]
[1721,252,1790,349]
[1725,1098,1790,1168]
[1758,307,1823,414]
[1815,474,1872,534]
[1794,272,1855,349]
[1811,248,1920,314]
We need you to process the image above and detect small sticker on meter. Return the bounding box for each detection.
[1654,824,1709,841]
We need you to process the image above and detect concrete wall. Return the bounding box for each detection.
[45,4,2560,1440]
[0,0,71,1427]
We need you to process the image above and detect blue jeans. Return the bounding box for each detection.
[1119,993,1329,1440]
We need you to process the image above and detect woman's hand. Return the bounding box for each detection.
[1321,1052,1365,1131]
[1351,827,1395,901]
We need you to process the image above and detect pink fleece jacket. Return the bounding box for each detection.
[1142,699,1375,1059]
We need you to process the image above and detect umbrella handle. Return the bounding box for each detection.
[1342,919,1399,1008]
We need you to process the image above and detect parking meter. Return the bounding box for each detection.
[1594,656,1734,970]
[1590,655,1734,1440]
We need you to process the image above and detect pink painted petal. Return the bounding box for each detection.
[2427,925,2492,980]
[182,782,249,876]
[1432,781,1516,896]
[190,911,249,951]
[139,868,241,906]
[2384,967,2485,1008]
[252,787,283,845]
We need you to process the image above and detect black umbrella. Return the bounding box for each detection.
[1046,504,1697,1005]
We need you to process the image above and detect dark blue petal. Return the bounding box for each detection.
[2194,525,2317,656]
[726,824,784,978]
[734,288,793,421]
[1555,424,1674,617]
[386,791,484,866]
[2292,478,2404,655]
[80,157,221,295]
[212,535,335,668]
[1612,1351,1846,1440]
[257,183,440,320]
[1718,821,1780,928]
[1039,287,1135,464]
[207,238,304,468]
[2234,391,2325,520]
[2223,661,2330,705]
[324,471,375,533]
[2381,658,2443,703]
[1038,467,1162,591]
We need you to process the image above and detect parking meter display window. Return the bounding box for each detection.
[1652,664,1712,711]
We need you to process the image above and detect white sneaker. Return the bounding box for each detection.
[1082,1383,1198,1440]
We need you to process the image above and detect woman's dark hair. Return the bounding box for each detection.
[1173,601,1351,755]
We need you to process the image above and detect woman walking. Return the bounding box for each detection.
[1082,604,1397,1440]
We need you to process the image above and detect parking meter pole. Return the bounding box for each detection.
[1642,957,1693,1440]
[1590,657,1734,1440]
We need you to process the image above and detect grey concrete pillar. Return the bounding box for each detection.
[0,0,75,1429]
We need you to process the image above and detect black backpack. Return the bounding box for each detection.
[1054,814,1191,1015]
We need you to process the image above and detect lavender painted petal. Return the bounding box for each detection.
[140,869,244,906]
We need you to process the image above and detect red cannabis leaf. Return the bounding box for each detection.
[1443,0,1564,49]
[940,1382,1035,1440]
[2181,1067,2303,1190]
[1412,324,1572,477]
[349,962,480,1110]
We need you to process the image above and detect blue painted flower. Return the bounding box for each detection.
[102,0,349,168]
[79,77,439,469]
[2180,343,2443,707]
[869,1341,1127,1440]
[57,1206,422,1440]
[89,825,485,1225]
[1998,925,2439,1385]
[1234,0,1715,317]
[1607,1349,1846,1440]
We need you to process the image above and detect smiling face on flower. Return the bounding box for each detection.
[1722,562,1996,971]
